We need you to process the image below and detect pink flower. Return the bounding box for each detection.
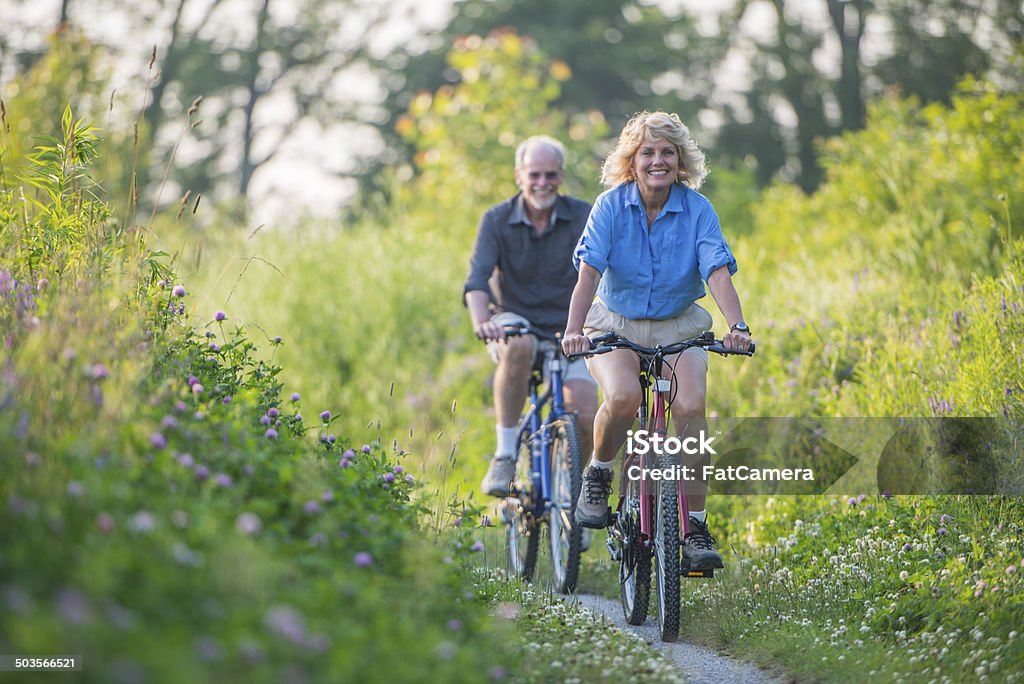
[354,552,373,567]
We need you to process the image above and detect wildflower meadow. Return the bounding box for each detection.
[2,28,1023,684]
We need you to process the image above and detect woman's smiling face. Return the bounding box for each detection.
[632,136,679,196]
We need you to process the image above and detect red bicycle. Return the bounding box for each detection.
[571,331,754,641]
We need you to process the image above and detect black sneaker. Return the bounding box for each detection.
[575,465,613,528]
[682,516,724,570]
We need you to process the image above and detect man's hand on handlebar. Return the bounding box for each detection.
[561,330,592,356]
[474,319,507,342]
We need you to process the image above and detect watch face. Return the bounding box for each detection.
[732,322,749,333]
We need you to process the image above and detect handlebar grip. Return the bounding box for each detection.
[707,342,756,356]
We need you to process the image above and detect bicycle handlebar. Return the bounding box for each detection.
[501,322,561,343]
[566,330,756,360]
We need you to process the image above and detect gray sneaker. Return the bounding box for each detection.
[481,455,516,497]
[575,465,613,529]
[682,517,724,570]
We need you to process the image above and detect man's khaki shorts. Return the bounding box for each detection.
[582,298,714,368]
[486,312,596,385]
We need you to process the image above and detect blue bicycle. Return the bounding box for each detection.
[498,323,584,594]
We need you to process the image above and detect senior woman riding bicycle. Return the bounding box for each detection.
[561,111,754,570]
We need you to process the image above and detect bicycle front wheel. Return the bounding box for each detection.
[548,414,583,594]
[654,454,681,642]
[507,432,539,581]
[618,457,651,625]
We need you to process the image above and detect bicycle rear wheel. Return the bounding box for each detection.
[548,414,583,594]
[618,459,651,625]
[654,454,681,642]
[506,432,539,581]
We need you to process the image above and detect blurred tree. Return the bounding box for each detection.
[379,0,1023,194]
[4,0,389,218]
[396,30,609,211]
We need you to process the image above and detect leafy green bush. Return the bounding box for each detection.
[0,108,514,683]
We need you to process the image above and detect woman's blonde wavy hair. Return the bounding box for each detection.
[600,111,708,190]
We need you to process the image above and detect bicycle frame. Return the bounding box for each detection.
[617,353,693,553]
[516,345,570,520]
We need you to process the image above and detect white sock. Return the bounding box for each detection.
[495,425,518,458]
[690,509,706,523]
[588,457,614,470]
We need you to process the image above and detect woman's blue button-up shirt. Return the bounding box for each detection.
[573,182,737,320]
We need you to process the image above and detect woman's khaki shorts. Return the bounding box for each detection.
[582,298,714,368]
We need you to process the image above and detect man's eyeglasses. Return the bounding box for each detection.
[526,171,562,181]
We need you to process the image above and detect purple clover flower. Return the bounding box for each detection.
[214,311,226,321]
[90,363,109,380]
[393,465,404,474]
[263,605,306,645]
[361,444,371,454]
[176,453,194,468]
[267,407,280,418]
[405,475,416,484]
[319,410,331,422]
[353,552,373,567]
[149,432,167,450]
[223,396,232,404]
[214,473,233,488]
[172,285,186,297]
[209,343,219,352]
[96,513,115,533]
[847,497,858,506]
[290,392,301,402]
[194,464,210,481]
[304,500,321,515]
[470,540,485,552]
[327,434,336,444]
[342,448,356,459]
[160,415,179,430]
[264,428,278,440]
[940,514,953,525]
[236,512,262,535]
[937,527,947,536]
[383,473,396,484]
[260,415,272,426]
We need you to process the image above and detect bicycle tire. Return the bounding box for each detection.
[618,456,651,625]
[548,414,584,594]
[507,430,539,581]
[654,453,681,642]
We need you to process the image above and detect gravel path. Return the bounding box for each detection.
[574,593,786,684]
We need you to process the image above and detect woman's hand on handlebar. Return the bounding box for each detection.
[561,330,592,356]
[721,329,753,353]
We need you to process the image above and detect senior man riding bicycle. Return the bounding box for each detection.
[465,135,599,498]
[561,111,754,571]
